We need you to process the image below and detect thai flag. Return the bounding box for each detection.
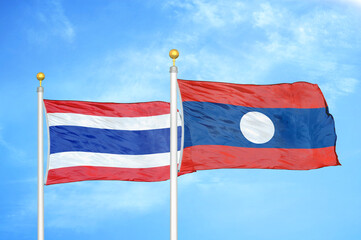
[44,100,181,185]
[177,79,340,174]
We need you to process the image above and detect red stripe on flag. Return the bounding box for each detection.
[178,80,327,109]
[179,145,340,173]
[46,165,190,185]
[46,166,172,185]
[44,100,170,117]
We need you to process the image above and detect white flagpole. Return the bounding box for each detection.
[37,72,45,240]
[169,49,179,240]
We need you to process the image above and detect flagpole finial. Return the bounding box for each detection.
[36,72,45,87]
[169,49,179,66]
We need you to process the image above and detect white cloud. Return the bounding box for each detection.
[90,48,171,103]
[338,78,358,93]
[29,0,75,43]
[333,0,361,7]
[253,2,284,27]
[45,0,360,115]
[320,77,359,107]
[248,3,361,104]
[44,181,169,229]
[2,191,37,233]
[42,45,175,104]
[165,0,246,28]
[85,1,360,106]
[0,126,26,160]
[179,170,295,222]
[2,180,169,232]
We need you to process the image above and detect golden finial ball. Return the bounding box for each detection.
[169,49,179,60]
[36,72,45,81]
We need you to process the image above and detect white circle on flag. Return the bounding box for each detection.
[240,111,275,144]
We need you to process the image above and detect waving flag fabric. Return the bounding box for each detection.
[177,79,340,174]
[44,100,181,185]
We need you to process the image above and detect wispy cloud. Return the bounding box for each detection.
[253,2,285,28]
[0,126,26,161]
[1,192,37,233]
[179,171,295,223]
[28,0,75,43]
[2,180,169,232]
[48,46,174,103]
[333,0,361,8]
[320,77,359,106]
[44,181,168,230]
[74,0,360,109]
[165,0,246,28]
[95,48,171,103]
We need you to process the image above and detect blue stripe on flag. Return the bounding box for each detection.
[183,101,336,149]
[50,126,182,155]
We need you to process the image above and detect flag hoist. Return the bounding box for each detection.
[169,49,179,240]
[37,72,45,240]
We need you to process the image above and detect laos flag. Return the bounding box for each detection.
[178,79,340,174]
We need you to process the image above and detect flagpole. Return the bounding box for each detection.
[37,72,45,240]
[169,49,179,240]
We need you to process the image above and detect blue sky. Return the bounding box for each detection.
[1,0,361,239]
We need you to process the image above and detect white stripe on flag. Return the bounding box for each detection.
[49,151,181,170]
[47,112,181,130]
